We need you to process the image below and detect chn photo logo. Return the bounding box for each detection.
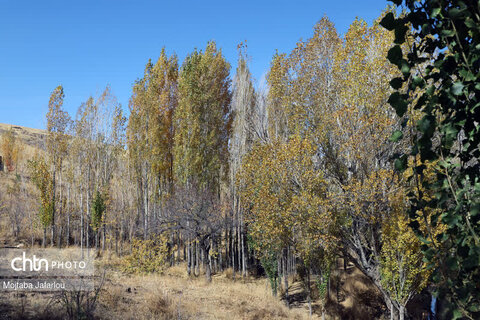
[10,251,88,272]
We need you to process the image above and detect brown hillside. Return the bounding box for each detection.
[0,123,46,245]
[0,122,46,150]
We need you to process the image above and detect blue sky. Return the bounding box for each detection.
[0,0,388,130]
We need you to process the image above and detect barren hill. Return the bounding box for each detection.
[0,122,46,150]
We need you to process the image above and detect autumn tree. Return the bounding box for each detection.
[127,49,178,239]
[173,41,231,192]
[71,97,95,251]
[380,194,430,319]
[239,13,430,319]
[91,189,106,249]
[240,17,341,310]
[229,43,256,278]
[239,136,336,310]
[71,87,123,251]
[1,127,20,172]
[46,85,71,246]
[266,52,289,140]
[171,41,231,278]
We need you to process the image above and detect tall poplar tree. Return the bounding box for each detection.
[46,85,71,247]
[173,41,232,193]
[127,49,178,238]
[230,44,256,278]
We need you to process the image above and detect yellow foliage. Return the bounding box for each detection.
[380,184,432,306]
[122,234,169,274]
[239,136,337,261]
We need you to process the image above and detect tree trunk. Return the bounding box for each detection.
[66,209,70,246]
[232,226,236,280]
[51,164,56,247]
[237,216,241,277]
[80,192,84,253]
[102,219,106,252]
[399,304,405,320]
[144,179,148,239]
[95,231,98,250]
[195,241,200,276]
[57,225,62,248]
[241,208,247,278]
[57,168,62,248]
[187,239,192,276]
[42,227,46,248]
[115,226,118,256]
[177,231,181,265]
[203,242,212,282]
[273,275,278,297]
[307,266,312,318]
[66,185,71,247]
[283,248,289,308]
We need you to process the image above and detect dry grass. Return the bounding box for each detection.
[0,292,64,320]
[99,269,311,320]
[0,255,392,319]
[86,256,315,320]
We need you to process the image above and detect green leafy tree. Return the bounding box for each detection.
[28,158,54,247]
[91,189,106,249]
[381,1,480,318]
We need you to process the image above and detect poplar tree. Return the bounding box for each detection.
[28,158,54,247]
[46,85,71,247]
[127,49,178,238]
[382,1,480,317]
[230,44,255,278]
[173,41,232,192]
[172,41,231,281]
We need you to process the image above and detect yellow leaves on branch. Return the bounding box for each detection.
[343,169,398,223]
[122,234,170,274]
[239,136,337,258]
[380,210,430,305]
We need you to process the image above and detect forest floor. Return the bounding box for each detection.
[0,262,313,319]
[0,249,398,320]
[0,232,433,319]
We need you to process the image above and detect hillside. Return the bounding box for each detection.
[0,123,47,246]
[0,122,46,173]
[0,122,46,150]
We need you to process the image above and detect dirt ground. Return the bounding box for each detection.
[0,252,430,319]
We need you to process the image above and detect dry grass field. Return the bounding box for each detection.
[0,253,404,320]
[0,258,314,320]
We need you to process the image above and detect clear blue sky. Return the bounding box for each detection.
[0,0,388,130]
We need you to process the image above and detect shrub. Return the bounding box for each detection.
[122,234,169,273]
